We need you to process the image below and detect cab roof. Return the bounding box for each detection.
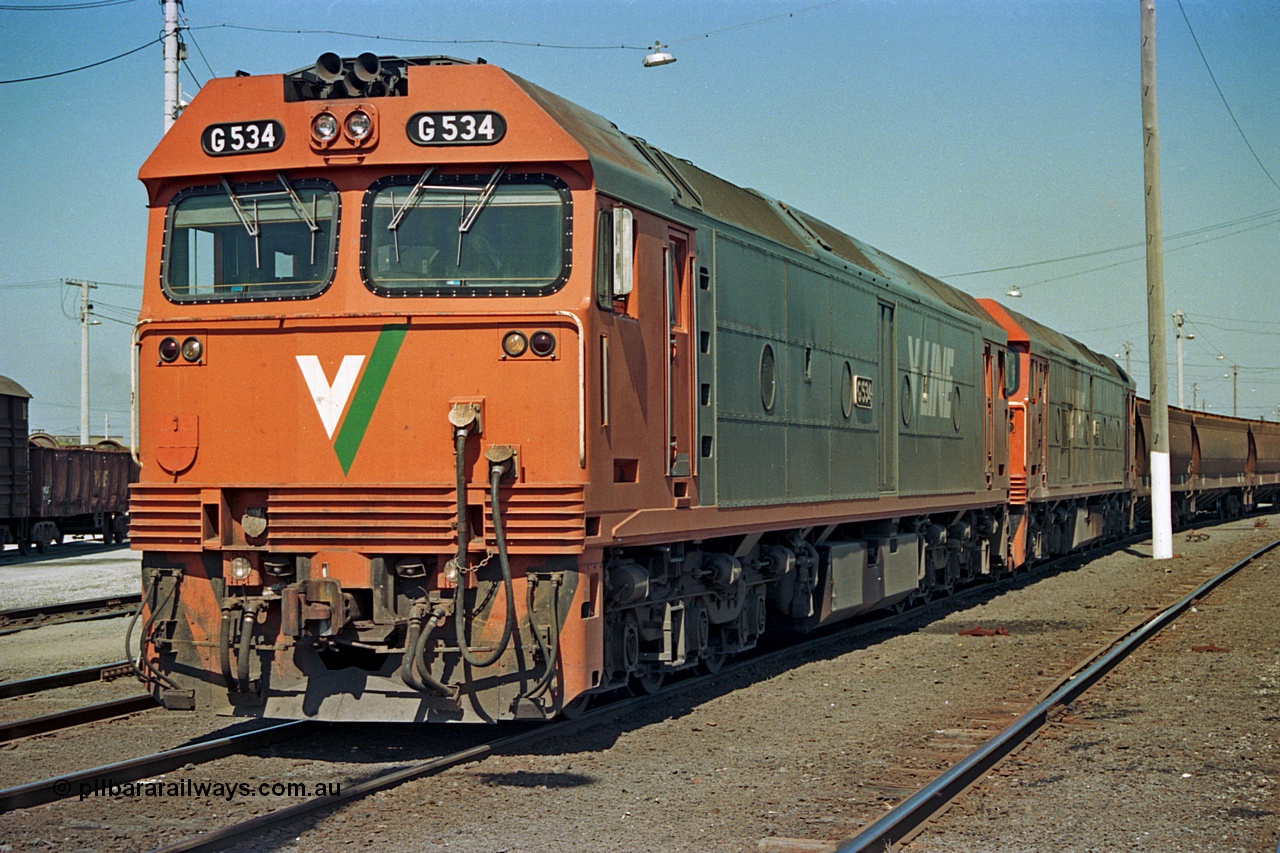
[142,55,1003,332]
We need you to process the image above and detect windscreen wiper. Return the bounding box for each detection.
[457,165,506,266]
[386,166,436,263]
[219,176,261,268]
[277,173,320,264]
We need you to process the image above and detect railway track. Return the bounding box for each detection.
[834,536,1280,852]
[0,660,134,698]
[0,527,1265,847]
[0,720,308,813]
[0,694,158,743]
[141,535,1150,852]
[0,593,141,636]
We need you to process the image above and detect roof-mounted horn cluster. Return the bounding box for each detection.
[283,53,482,102]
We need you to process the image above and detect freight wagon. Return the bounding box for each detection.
[0,375,134,554]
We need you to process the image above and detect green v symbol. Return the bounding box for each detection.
[331,325,408,475]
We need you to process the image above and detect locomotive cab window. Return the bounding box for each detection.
[362,171,570,297]
[1004,351,1020,398]
[162,178,339,302]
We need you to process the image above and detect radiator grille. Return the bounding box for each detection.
[130,484,586,554]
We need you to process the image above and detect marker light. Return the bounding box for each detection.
[181,336,203,362]
[529,330,557,357]
[344,110,372,141]
[311,112,339,143]
[229,556,253,581]
[501,331,529,358]
[159,337,180,363]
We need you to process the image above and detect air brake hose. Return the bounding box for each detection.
[400,611,423,690]
[218,608,236,688]
[235,603,259,692]
[452,464,517,668]
[521,573,563,701]
[453,427,470,575]
[400,604,451,697]
[125,571,179,690]
[411,607,452,696]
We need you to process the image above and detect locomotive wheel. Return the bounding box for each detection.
[16,537,29,556]
[34,538,46,555]
[697,652,727,675]
[628,671,664,696]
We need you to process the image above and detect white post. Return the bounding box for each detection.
[1141,0,1173,560]
[66,279,97,445]
[1173,310,1185,409]
[163,0,181,132]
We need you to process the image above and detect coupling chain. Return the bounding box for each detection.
[446,551,496,577]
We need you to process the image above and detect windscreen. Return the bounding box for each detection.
[363,172,570,297]
[162,178,338,302]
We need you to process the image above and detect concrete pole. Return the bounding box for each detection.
[1232,365,1238,417]
[1173,309,1185,408]
[1141,0,1173,560]
[163,0,181,132]
[66,279,97,445]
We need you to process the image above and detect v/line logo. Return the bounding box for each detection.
[296,326,407,475]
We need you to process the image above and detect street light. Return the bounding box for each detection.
[643,42,676,67]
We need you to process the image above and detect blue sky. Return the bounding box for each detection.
[0,0,1277,434]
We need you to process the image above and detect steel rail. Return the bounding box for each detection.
[836,537,1280,853]
[144,538,1137,852]
[0,720,308,813]
[0,593,141,635]
[0,660,133,698]
[0,694,158,743]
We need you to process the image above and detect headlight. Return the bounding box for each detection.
[181,336,203,362]
[229,556,253,581]
[501,331,529,358]
[311,112,339,143]
[158,337,180,363]
[344,110,372,141]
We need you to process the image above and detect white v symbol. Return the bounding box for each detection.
[296,355,366,439]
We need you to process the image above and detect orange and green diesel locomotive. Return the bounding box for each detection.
[130,54,1166,722]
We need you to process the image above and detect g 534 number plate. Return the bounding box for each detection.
[407,111,506,146]
[201,120,285,156]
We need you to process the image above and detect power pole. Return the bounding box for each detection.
[1231,364,1238,417]
[1141,0,1173,560]
[163,0,183,132]
[65,279,98,444]
[1173,309,1186,408]
[1116,342,1133,376]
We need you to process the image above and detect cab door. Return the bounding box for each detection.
[878,302,897,492]
[665,230,694,492]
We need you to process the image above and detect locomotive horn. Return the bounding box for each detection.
[314,52,343,83]
[352,52,381,82]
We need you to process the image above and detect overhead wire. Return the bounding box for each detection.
[946,207,1280,278]
[0,36,160,84]
[0,0,136,9]
[1003,213,1280,292]
[187,23,650,51]
[1175,0,1280,195]
[671,0,848,44]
